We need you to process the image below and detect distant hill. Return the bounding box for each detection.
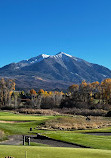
[0,52,111,91]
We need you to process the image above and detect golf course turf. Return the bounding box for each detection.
[0,145,111,158]
[1,111,111,157]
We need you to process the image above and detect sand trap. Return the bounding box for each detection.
[0,120,30,124]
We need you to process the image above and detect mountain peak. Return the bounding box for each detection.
[40,54,50,58]
[55,52,72,58]
[0,51,111,90]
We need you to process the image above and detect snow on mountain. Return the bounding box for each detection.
[53,52,72,58]
[51,52,84,63]
[1,52,111,90]
[15,54,50,69]
[16,52,84,69]
[14,52,75,70]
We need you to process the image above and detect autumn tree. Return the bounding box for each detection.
[0,78,15,107]
[79,80,89,102]
[29,89,38,108]
[30,89,37,96]
[101,78,111,103]
[68,84,79,93]
[38,89,44,95]
[39,90,63,109]
[11,91,19,108]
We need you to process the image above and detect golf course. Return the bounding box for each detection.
[0,111,111,158]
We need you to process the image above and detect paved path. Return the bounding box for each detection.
[31,137,82,148]
[85,132,111,136]
[1,133,110,147]
[0,135,85,148]
[0,135,22,145]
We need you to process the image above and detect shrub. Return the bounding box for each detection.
[56,108,107,116]
[105,111,111,117]
[1,106,14,110]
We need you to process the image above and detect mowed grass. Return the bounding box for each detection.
[41,130,111,150]
[1,111,111,150]
[0,145,111,158]
[0,111,16,116]
[0,111,55,135]
[0,111,54,121]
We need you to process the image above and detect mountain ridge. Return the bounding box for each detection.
[0,52,111,90]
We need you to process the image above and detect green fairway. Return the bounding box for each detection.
[0,111,54,121]
[41,130,111,150]
[0,111,55,135]
[0,111,17,116]
[1,111,111,150]
[21,142,50,147]
[0,121,39,135]
[0,145,111,158]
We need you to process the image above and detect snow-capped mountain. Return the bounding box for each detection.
[0,52,111,90]
[14,54,50,70]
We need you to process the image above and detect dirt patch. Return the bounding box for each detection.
[0,120,31,124]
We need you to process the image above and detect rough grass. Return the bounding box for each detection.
[18,108,60,115]
[44,115,111,130]
[0,145,111,158]
[0,130,4,140]
[57,108,107,116]
[0,129,8,142]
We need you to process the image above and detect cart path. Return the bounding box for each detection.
[84,132,111,136]
[31,137,82,148]
[0,134,87,148]
[0,135,22,145]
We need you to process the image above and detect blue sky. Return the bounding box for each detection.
[0,0,111,69]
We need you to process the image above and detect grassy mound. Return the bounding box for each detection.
[44,116,111,130]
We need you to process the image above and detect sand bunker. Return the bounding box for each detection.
[0,120,30,124]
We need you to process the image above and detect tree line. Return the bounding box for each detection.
[61,79,111,109]
[0,78,63,109]
[0,78,111,110]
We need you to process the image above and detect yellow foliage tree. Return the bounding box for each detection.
[101,78,111,103]
[38,89,44,95]
[68,84,79,92]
